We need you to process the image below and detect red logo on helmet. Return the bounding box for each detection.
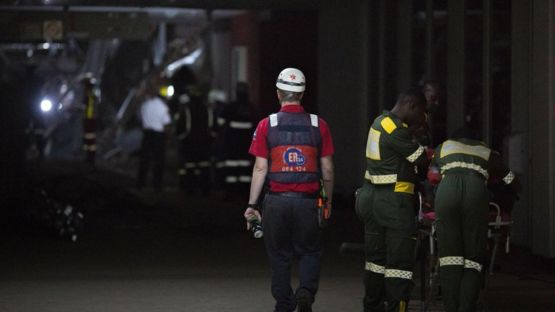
[290,74,296,80]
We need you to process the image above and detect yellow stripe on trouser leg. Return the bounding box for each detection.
[399,300,407,312]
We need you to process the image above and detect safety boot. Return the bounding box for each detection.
[295,288,313,312]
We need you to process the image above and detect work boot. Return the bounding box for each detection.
[296,288,313,312]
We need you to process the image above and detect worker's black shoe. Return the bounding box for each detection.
[295,288,313,312]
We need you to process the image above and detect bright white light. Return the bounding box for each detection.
[42,42,50,50]
[164,48,203,77]
[167,85,175,97]
[40,98,53,112]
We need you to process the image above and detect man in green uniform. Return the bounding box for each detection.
[356,88,430,312]
[432,128,521,312]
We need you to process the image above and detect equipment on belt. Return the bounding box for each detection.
[317,181,330,228]
[276,68,306,92]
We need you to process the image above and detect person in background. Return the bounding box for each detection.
[136,78,171,192]
[216,82,256,198]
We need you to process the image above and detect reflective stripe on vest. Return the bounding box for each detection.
[364,171,397,184]
[440,161,489,180]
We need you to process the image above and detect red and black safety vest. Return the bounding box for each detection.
[266,112,322,183]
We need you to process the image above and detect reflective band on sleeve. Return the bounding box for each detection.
[84,133,96,139]
[221,160,252,167]
[394,182,415,194]
[82,144,97,151]
[365,172,397,184]
[225,176,238,183]
[440,162,489,179]
[439,256,464,266]
[238,176,252,182]
[310,114,319,127]
[406,145,425,163]
[365,262,385,274]
[464,259,483,272]
[502,171,515,184]
[229,121,254,129]
[270,114,278,127]
[385,269,413,280]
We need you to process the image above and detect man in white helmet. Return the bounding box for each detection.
[244,68,335,312]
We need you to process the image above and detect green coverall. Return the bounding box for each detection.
[356,111,428,312]
[432,138,517,312]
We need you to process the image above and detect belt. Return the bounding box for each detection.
[268,191,319,199]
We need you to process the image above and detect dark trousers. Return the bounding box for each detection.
[262,194,322,312]
[137,129,166,190]
[177,146,211,193]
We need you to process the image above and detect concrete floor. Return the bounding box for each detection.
[1,160,554,311]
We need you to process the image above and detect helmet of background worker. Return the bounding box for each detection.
[159,84,175,99]
[77,72,97,86]
[276,68,305,92]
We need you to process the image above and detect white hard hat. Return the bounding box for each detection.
[276,68,305,92]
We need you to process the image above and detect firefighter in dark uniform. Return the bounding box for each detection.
[174,85,215,194]
[80,73,99,165]
[243,68,334,312]
[216,82,255,197]
[355,88,429,312]
[431,128,521,312]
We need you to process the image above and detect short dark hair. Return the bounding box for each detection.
[397,87,426,107]
[278,89,303,102]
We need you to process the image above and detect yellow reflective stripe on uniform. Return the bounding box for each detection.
[394,182,414,194]
[440,140,491,160]
[365,262,385,274]
[439,256,464,266]
[399,300,407,312]
[229,121,253,129]
[503,171,515,184]
[366,128,381,160]
[464,259,483,272]
[406,145,424,163]
[365,172,397,184]
[380,117,397,134]
[86,92,94,118]
[384,269,413,280]
[440,161,489,179]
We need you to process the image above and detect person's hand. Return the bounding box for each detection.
[244,207,262,230]
[325,202,332,219]
[426,147,435,160]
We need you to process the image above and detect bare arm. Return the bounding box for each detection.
[320,155,334,205]
[244,157,268,228]
[247,157,268,206]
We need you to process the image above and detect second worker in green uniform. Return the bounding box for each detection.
[432,128,521,312]
[356,88,429,312]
